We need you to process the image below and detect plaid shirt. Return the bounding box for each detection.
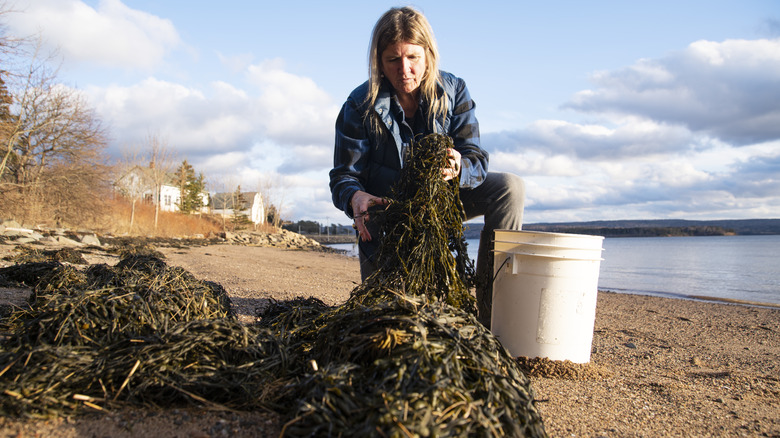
[330,70,488,218]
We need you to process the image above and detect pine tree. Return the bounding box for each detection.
[174,160,206,213]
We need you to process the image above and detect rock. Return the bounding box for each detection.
[80,234,101,246]
[1,220,21,229]
[3,229,24,238]
[28,231,45,240]
[12,237,37,245]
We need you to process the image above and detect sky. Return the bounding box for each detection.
[4,0,780,225]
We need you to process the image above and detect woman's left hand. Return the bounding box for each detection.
[442,148,462,181]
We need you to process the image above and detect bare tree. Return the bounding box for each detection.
[0,39,109,225]
[114,147,150,231]
[257,174,287,228]
[209,175,242,230]
[144,133,176,233]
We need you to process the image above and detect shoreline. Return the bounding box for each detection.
[0,242,778,436]
[601,288,780,310]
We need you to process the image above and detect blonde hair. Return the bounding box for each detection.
[366,7,446,132]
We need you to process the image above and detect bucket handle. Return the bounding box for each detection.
[493,256,512,282]
[494,253,603,280]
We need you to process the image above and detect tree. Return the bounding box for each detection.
[230,185,249,228]
[0,44,109,225]
[145,134,176,232]
[257,174,287,229]
[174,159,206,214]
[114,148,150,232]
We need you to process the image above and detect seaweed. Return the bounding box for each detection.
[0,134,547,437]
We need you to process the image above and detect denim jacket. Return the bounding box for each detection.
[329,70,488,218]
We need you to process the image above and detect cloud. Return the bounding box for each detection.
[277,145,332,174]
[484,118,694,160]
[247,59,339,147]
[564,38,780,146]
[87,78,255,155]
[85,60,339,186]
[478,36,780,223]
[721,150,780,198]
[519,143,780,222]
[7,0,181,70]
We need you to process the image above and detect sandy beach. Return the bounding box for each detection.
[1,242,778,437]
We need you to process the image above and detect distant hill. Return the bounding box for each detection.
[463,218,780,239]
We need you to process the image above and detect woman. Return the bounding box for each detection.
[329,6,525,327]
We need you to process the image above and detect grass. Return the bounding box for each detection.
[89,198,278,238]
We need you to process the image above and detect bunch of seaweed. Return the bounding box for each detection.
[5,246,87,265]
[353,133,476,311]
[0,133,546,437]
[0,255,260,417]
[260,291,545,437]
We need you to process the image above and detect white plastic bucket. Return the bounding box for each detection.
[490,230,604,363]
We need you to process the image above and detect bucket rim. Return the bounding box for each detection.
[493,249,604,261]
[493,229,605,241]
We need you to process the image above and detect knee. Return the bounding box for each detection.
[496,172,525,203]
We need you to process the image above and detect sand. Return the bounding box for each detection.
[0,242,778,437]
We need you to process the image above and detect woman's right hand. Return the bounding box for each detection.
[351,190,388,241]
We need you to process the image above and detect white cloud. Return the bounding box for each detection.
[490,151,580,177]
[87,78,255,154]
[565,38,780,145]
[7,0,181,70]
[278,145,332,174]
[485,117,693,159]
[247,59,339,146]
[480,37,780,222]
[86,60,339,162]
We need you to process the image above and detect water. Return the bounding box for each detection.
[327,235,780,306]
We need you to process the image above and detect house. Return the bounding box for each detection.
[114,166,209,213]
[210,191,265,225]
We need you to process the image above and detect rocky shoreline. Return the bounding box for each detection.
[0,219,333,253]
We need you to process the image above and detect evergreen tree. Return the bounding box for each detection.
[187,171,206,212]
[231,185,249,227]
[174,160,206,213]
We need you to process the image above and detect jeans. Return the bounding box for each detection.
[358,172,525,326]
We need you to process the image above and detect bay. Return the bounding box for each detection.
[327,235,780,306]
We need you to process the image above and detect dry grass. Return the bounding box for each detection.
[93,198,274,238]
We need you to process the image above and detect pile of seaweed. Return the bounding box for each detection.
[0,134,546,437]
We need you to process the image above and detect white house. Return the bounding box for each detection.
[115,166,209,213]
[158,184,181,213]
[210,191,265,225]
